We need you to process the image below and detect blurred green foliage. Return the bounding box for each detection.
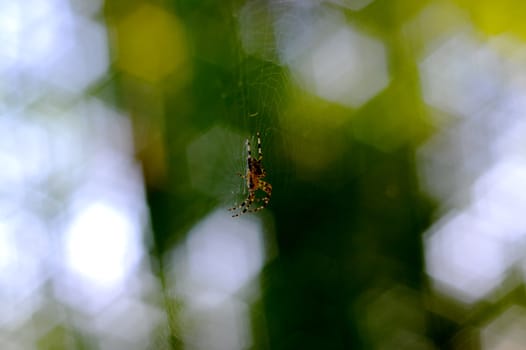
[103,0,526,348]
[106,0,435,348]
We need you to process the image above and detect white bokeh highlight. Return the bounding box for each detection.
[175,209,265,306]
[238,2,389,108]
[419,28,526,304]
[64,201,141,287]
[308,26,388,107]
[0,0,157,348]
[419,32,503,118]
[278,8,388,108]
[172,209,267,350]
[0,0,109,109]
[424,212,512,303]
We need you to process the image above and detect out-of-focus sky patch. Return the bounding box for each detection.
[0,115,51,189]
[63,201,141,287]
[48,101,148,316]
[69,0,103,17]
[0,212,49,329]
[306,24,388,108]
[171,209,265,307]
[94,297,164,350]
[276,5,389,108]
[0,84,153,346]
[45,16,109,93]
[239,2,389,108]
[472,158,526,243]
[418,121,489,207]
[417,4,526,305]
[424,212,512,304]
[487,91,526,161]
[420,32,504,119]
[170,209,266,349]
[0,0,109,104]
[0,0,73,75]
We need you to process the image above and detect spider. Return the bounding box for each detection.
[229,132,272,217]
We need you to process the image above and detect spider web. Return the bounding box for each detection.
[191,0,301,212]
[236,1,309,210]
[190,0,357,212]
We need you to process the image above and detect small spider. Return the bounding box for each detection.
[229,132,272,217]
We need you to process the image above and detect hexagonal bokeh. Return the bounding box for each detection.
[239,3,389,108]
[186,126,245,201]
[114,3,188,83]
[424,211,513,304]
[170,208,265,348]
[419,32,503,118]
[308,26,388,108]
[46,17,109,93]
[0,1,109,101]
[418,26,526,308]
[276,7,389,108]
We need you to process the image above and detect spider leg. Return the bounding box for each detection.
[247,181,272,213]
[246,138,252,167]
[256,132,262,160]
[228,194,248,211]
[229,138,255,216]
[228,201,244,211]
[228,175,249,212]
[230,191,256,217]
[230,132,271,217]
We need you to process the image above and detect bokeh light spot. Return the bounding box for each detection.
[64,200,140,287]
[114,4,188,83]
[425,212,512,304]
[171,209,265,349]
[275,7,389,108]
[45,17,109,93]
[173,209,265,306]
[419,32,502,118]
[310,26,388,107]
